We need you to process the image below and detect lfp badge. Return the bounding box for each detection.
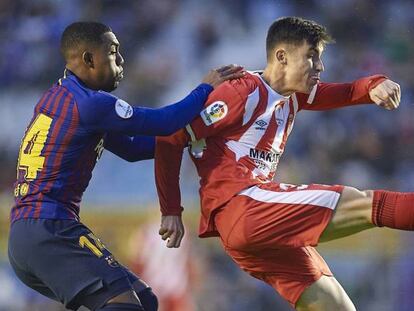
[201,101,228,126]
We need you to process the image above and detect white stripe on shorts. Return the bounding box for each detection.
[238,185,340,210]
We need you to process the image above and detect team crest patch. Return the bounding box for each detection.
[201,101,228,126]
[115,99,133,119]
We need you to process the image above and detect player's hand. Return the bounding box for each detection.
[159,215,185,248]
[369,79,401,110]
[202,64,245,89]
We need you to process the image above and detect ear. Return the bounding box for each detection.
[82,51,94,68]
[275,48,287,65]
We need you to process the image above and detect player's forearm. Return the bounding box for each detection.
[105,134,155,162]
[155,132,188,215]
[347,74,388,104]
[300,74,387,110]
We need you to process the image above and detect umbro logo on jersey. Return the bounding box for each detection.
[254,119,267,130]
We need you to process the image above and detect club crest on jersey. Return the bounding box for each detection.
[115,99,133,119]
[201,101,228,126]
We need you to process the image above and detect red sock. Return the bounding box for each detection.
[372,190,414,230]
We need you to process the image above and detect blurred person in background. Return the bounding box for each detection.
[7,21,244,311]
[128,222,196,311]
[155,16,403,311]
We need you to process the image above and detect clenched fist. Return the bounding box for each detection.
[369,79,401,110]
[159,215,185,248]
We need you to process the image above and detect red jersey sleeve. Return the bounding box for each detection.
[296,74,387,111]
[155,129,188,216]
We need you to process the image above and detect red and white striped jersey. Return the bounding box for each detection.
[155,72,386,237]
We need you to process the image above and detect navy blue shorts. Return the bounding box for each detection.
[8,218,142,310]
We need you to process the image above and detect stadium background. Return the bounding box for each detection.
[0,0,413,310]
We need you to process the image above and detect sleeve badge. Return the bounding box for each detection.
[201,101,228,126]
[115,99,133,119]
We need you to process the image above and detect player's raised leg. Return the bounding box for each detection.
[296,275,356,311]
[319,187,374,242]
[320,186,414,242]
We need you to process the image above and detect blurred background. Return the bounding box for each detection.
[0,0,413,310]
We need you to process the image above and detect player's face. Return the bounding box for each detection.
[92,32,124,92]
[285,41,324,93]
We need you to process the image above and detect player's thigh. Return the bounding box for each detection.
[222,245,333,307]
[320,186,375,242]
[8,219,142,310]
[216,183,342,250]
[296,275,356,311]
[8,219,60,302]
[8,250,58,302]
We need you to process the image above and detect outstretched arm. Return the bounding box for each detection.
[77,65,245,136]
[155,129,189,248]
[297,75,400,111]
[78,84,213,136]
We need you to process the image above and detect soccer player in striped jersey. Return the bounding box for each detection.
[8,22,244,311]
[155,17,402,310]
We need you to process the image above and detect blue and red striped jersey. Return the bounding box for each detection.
[11,70,213,223]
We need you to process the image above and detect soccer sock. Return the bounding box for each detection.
[97,302,145,311]
[372,190,414,230]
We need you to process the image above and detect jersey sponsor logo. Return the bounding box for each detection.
[254,119,267,130]
[249,148,281,172]
[115,99,133,119]
[249,148,278,162]
[201,101,228,126]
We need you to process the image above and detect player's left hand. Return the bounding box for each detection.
[159,215,185,248]
[369,79,401,110]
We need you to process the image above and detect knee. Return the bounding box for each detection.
[341,186,373,201]
[297,290,356,311]
[338,187,374,211]
[137,288,158,311]
[337,187,375,223]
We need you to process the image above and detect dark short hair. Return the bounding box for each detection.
[266,17,334,59]
[60,22,112,59]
